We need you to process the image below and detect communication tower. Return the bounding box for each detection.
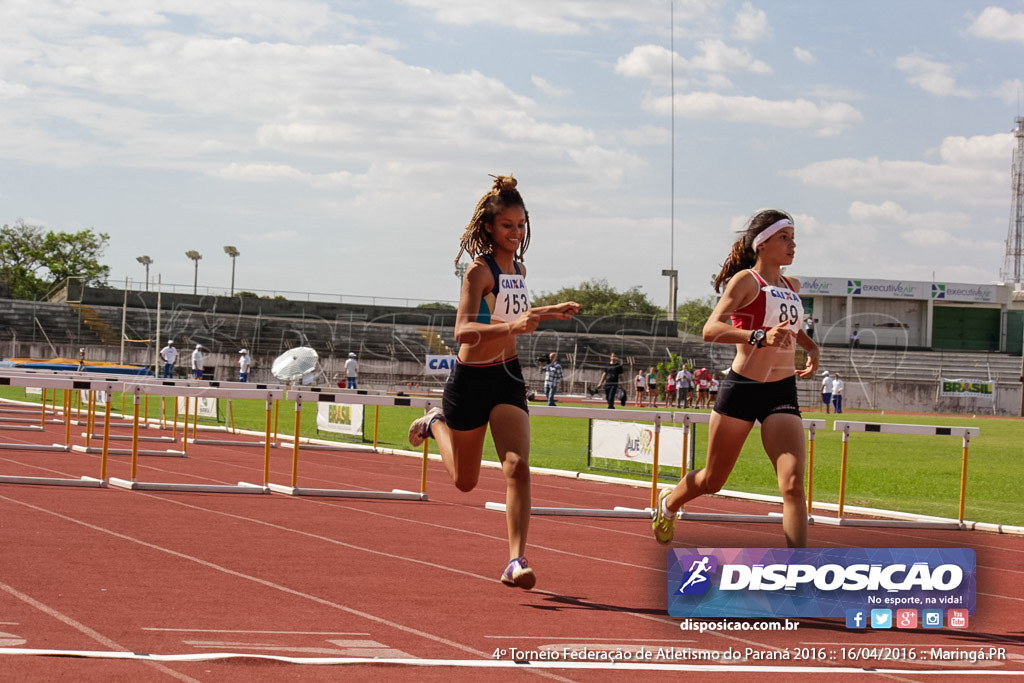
[1002,117,1024,289]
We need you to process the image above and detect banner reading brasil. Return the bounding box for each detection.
[940,378,993,399]
[667,548,975,618]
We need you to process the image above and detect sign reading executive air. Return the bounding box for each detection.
[667,548,975,618]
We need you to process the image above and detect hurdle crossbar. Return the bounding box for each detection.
[819,420,980,529]
[262,390,436,500]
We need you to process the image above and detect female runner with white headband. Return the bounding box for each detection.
[652,209,819,548]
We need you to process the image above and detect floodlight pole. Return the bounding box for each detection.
[136,255,152,291]
[185,250,202,295]
[224,245,240,295]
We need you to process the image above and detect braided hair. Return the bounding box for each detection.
[454,174,531,265]
[712,208,793,292]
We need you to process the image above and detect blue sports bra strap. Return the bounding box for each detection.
[481,253,521,292]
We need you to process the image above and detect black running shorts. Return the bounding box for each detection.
[713,370,802,423]
[442,357,529,431]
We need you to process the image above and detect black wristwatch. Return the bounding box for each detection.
[748,329,766,348]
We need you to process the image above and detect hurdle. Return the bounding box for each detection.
[485,406,676,519]
[263,389,436,500]
[71,380,187,459]
[815,420,980,529]
[666,416,825,525]
[108,381,285,494]
[484,411,825,524]
[0,371,113,488]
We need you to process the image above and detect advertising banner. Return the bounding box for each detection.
[425,355,457,376]
[940,379,993,399]
[591,420,685,469]
[316,402,364,437]
[177,396,218,418]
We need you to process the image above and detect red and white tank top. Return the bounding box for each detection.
[730,269,803,332]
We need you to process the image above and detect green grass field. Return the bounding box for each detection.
[3,387,1021,527]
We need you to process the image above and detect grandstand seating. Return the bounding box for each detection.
[2,296,1019,389]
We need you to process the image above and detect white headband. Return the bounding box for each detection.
[751,218,793,251]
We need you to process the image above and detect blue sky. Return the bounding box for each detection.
[1,1,1022,308]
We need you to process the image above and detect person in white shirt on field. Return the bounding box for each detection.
[344,352,359,389]
[238,349,251,382]
[832,373,845,414]
[821,370,833,414]
[191,344,205,380]
[159,340,177,378]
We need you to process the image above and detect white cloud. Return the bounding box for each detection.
[895,54,973,97]
[646,91,862,136]
[793,47,815,65]
[398,0,669,35]
[615,39,770,88]
[531,75,571,98]
[995,79,1024,104]
[691,39,772,74]
[847,201,997,250]
[938,132,1016,169]
[733,2,768,41]
[967,6,1024,43]
[785,132,1014,204]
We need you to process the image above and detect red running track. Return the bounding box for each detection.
[0,414,1022,682]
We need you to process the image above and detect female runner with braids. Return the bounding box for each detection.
[652,209,819,548]
[408,175,580,589]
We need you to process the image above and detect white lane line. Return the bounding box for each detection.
[1,648,1022,674]
[142,628,369,635]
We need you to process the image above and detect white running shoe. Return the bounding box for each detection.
[408,407,444,447]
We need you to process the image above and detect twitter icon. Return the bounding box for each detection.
[871,609,893,629]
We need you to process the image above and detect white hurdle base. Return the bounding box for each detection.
[675,510,785,524]
[484,501,651,518]
[82,433,177,443]
[0,443,69,451]
[485,502,790,524]
[109,478,269,494]
[265,483,427,500]
[188,438,270,447]
[72,445,186,458]
[0,475,105,488]
[810,515,963,530]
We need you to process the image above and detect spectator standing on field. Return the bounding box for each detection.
[832,373,845,414]
[597,354,624,409]
[821,370,833,414]
[344,352,359,389]
[160,340,177,378]
[191,344,204,380]
[238,349,251,382]
[676,366,692,408]
[542,353,563,406]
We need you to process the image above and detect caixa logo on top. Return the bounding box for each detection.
[667,548,975,618]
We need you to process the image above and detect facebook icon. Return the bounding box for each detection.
[846,609,867,629]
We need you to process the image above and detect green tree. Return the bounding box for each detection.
[533,278,662,317]
[676,295,717,336]
[0,220,110,299]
